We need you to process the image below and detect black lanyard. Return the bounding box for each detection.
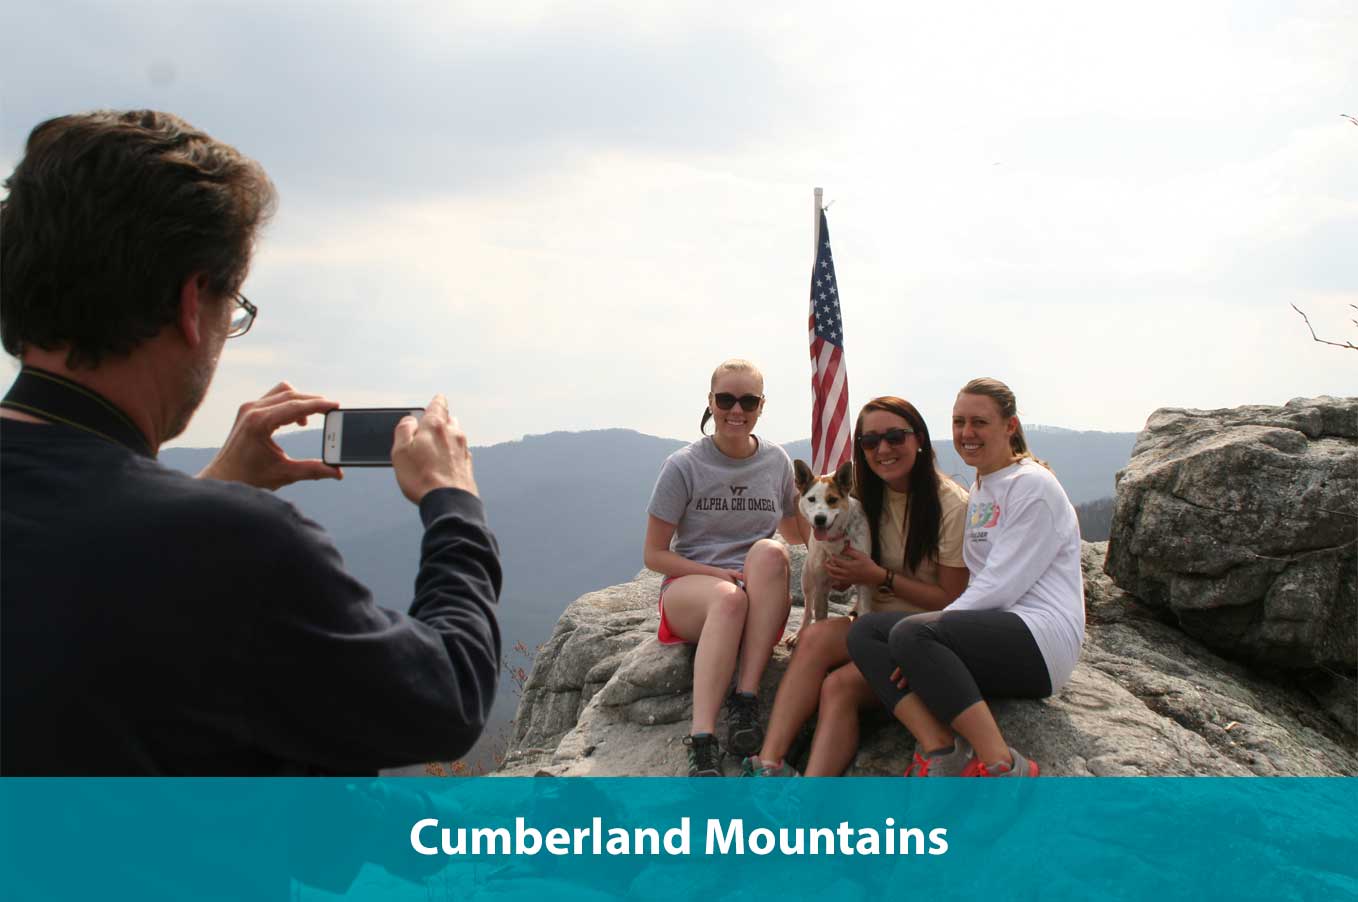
[1,367,154,458]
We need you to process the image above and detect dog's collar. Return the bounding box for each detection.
[1,366,154,458]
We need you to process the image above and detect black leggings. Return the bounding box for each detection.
[846,610,1051,725]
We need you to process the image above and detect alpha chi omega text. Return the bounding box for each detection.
[411,817,949,857]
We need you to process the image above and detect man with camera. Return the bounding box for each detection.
[0,110,502,775]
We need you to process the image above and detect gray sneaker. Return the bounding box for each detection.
[905,737,973,777]
[992,746,1040,777]
[960,745,1040,777]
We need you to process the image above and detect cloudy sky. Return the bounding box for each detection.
[3,1,1355,450]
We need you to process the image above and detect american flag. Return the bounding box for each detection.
[808,209,851,476]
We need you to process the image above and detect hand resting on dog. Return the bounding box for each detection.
[824,546,882,591]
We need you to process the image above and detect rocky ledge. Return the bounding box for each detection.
[498,396,1356,777]
[496,541,1356,777]
[1104,396,1356,730]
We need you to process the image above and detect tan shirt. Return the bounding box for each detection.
[869,476,969,614]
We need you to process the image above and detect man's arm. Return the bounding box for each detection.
[246,492,501,772]
[244,395,501,772]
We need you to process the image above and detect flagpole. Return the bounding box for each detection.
[810,187,824,474]
[813,187,823,256]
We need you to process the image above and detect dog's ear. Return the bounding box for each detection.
[834,460,854,495]
[794,459,814,493]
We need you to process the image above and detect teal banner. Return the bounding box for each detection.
[1,778,1353,900]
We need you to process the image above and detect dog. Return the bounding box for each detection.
[791,459,873,647]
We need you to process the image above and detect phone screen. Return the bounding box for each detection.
[325,409,422,465]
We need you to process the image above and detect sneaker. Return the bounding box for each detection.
[683,733,722,777]
[960,746,1040,777]
[904,738,973,777]
[740,755,800,777]
[724,691,763,758]
[904,751,932,777]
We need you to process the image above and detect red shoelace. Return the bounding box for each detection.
[904,751,932,777]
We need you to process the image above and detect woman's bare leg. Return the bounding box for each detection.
[757,618,851,764]
[890,694,956,753]
[735,539,791,694]
[947,701,1009,766]
[804,663,876,776]
[661,575,749,735]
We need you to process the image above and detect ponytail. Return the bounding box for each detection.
[1009,419,1046,467]
[700,408,713,435]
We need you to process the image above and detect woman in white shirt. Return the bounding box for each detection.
[846,378,1085,777]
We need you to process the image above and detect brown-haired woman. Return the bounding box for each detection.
[742,396,969,776]
[847,378,1084,777]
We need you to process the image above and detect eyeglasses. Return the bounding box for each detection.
[713,393,763,412]
[858,427,914,450]
[227,293,257,339]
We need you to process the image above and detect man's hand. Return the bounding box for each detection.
[392,394,478,504]
[197,382,342,490]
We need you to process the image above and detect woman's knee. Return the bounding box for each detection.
[887,616,938,668]
[793,619,848,666]
[708,584,749,622]
[845,611,896,664]
[819,666,865,710]
[745,539,789,577]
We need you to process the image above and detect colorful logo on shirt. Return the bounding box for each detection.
[969,501,1001,529]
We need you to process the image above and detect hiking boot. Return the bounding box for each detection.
[960,746,1040,777]
[683,733,722,777]
[740,755,800,777]
[904,738,972,777]
[724,691,763,757]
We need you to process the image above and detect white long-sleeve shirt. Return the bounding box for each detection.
[947,459,1085,691]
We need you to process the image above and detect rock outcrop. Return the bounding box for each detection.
[498,543,1357,777]
[1104,396,1356,729]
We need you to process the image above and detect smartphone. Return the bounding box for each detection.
[322,408,424,467]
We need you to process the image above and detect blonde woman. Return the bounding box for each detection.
[643,359,804,776]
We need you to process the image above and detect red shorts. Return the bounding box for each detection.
[657,576,685,645]
[656,576,790,648]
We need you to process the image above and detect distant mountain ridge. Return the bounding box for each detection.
[782,425,1135,506]
[161,423,1134,767]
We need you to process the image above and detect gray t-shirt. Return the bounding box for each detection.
[646,436,799,571]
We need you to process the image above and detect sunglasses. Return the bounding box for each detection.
[713,393,763,412]
[858,427,914,450]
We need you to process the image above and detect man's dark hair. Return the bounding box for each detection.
[1,110,277,369]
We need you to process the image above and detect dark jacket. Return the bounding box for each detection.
[1,409,501,775]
